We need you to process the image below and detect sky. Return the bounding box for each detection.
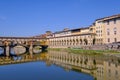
[0,0,120,37]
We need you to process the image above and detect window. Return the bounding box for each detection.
[115,70,118,75]
[108,38,110,42]
[107,29,110,35]
[114,19,116,24]
[108,69,111,73]
[114,38,117,42]
[114,27,117,35]
[107,21,109,25]
[108,62,111,66]
[115,64,118,68]
[101,39,103,42]
[114,31,117,35]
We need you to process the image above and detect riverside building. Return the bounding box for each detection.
[47,14,120,48]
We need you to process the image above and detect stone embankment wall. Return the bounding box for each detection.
[49,42,120,51]
[82,43,120,51]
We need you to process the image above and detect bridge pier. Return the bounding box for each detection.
[29,41,33,55]
[29,45,33,51]
[30,50,33,58]
[5,46,10,57]
[4,41,10,57]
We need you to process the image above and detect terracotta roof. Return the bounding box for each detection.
[33,34,47,38]
[54,27,89,34]
[96,14,120,21]
[49,33,96,39]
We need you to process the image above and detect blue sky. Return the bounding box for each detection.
[0,0,120,37]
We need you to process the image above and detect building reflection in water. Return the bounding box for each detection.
[47,50,120,80]
[0,50,120,80]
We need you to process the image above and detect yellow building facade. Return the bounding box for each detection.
[48,27,96,48]
[47,14,120,48]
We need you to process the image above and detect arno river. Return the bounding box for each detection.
[0,48,120,80]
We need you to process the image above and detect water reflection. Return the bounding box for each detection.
[0,48,4,54]
[0,50,120,80]
[48,50,120,80]
[0,46,42,56]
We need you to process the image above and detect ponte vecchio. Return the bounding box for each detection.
[0,36,48,56]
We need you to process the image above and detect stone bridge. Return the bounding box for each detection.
[0,36,48,56]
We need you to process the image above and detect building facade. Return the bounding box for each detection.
[95,14,120,44]
[48,27,96,48]
[47,14,120,48]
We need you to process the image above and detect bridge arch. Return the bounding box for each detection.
[13,46,26,55]
[33,45,42,53]
[11,44,29,54]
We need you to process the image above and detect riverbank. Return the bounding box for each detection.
[48,48,120,55]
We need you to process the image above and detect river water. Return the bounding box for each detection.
[0,49,120,80]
